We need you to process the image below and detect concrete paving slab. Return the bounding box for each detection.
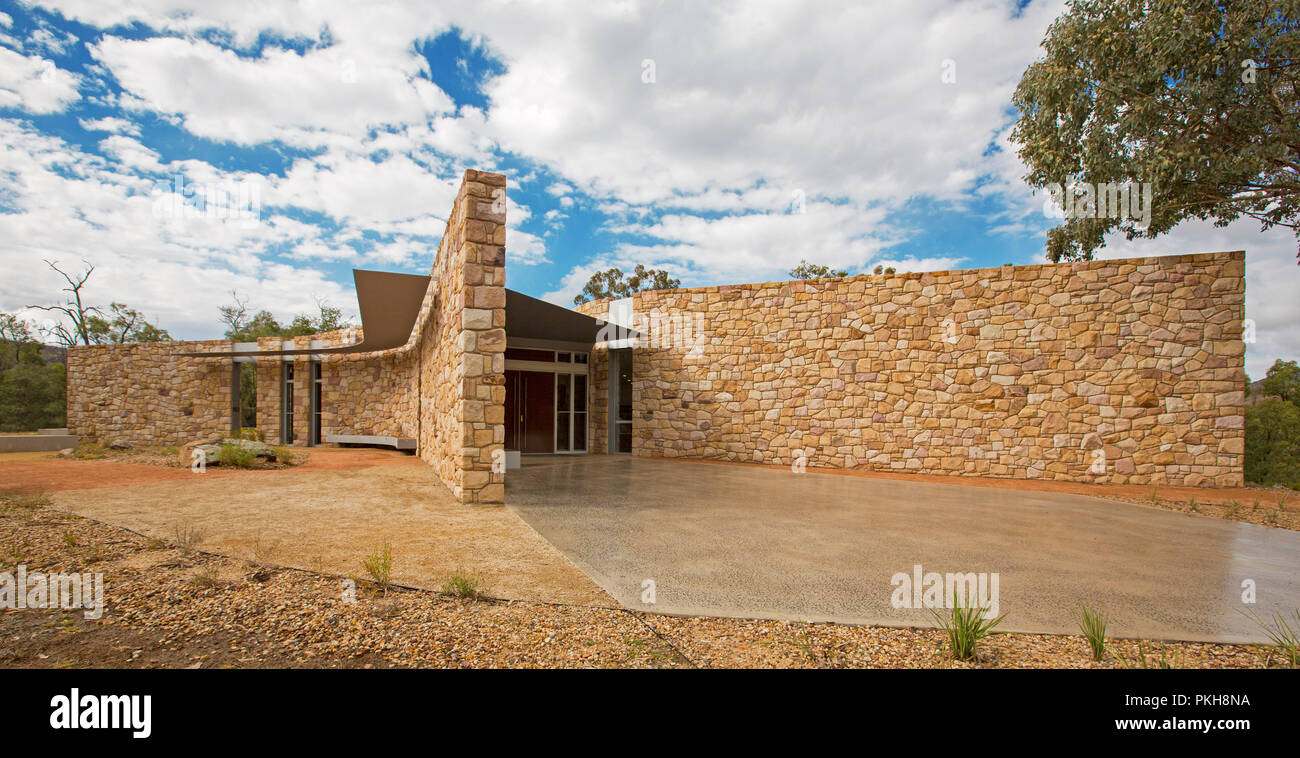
[507,456,1300,643]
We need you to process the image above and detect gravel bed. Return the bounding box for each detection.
[0,495,1285,669]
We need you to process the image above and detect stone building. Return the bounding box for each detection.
[67,169,1247,501]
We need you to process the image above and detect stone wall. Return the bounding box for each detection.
[579,251,1246,487]
[67,340,234,447]
[416,169,507,503]
[64,169,508,503]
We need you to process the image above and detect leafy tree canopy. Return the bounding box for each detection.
[219,292,351,342]
[1260,358,1300,403]
[573,265,681,305]
[1012,0,1300,262]
[84,302,172,344]
[789,260,849,279]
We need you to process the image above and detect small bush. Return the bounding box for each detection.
[272,446,294,465]
[362,543,393,594]
[442,569,480,599]
[928,591,1006,661]
[236,427,264,442]
[217,442,258,468]
[70,442,108,460]
[61,531,78,549]
[1077,603,1109,661]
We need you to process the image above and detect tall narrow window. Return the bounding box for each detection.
[309,361,322,446]
[280,362,295,445]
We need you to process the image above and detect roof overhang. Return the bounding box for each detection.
[179,269,430,358]
[505,288,610,346]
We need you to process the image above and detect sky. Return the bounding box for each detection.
[0,0,1295,377]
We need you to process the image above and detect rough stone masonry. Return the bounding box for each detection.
[580,251,1245,487]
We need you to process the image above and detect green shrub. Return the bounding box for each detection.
[236,427,264,442]
[217,442,258,468]
[70,442,108,460]
[928,591,1006,661]
[1245,398,1300,487]
[272,446,294,465]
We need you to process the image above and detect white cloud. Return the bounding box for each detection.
[0,47,80,112]
[92,35,456,146]
[1094,220,1300,377]
[78,116,141,135]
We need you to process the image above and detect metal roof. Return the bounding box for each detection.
[179,270,623,359]
[179,269,431,358]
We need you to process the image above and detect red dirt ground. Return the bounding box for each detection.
[0,447,419,493]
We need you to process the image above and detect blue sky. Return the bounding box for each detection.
[1,0,1296,376]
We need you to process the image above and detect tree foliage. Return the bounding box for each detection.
[1245,359,1300,486]
[789,260,849,279]
[219,291,349,342]
[572,265,681,305]
[1260,357,1300,402]
[1012,0,1300,262]
[85,302,172,344]
[0,311,65,432]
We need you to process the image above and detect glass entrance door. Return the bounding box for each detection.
[554,372,587,453]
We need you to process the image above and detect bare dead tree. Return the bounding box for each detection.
[27,260,102,347]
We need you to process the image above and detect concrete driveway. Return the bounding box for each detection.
[508,456,1300,643]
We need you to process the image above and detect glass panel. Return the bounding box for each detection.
[505,348,553,362]
[575,353,588,364]
[574,413,587,450]
[556,375,570,411]
[617,352,632,421]
[617,425,632,454]
[556,413,570,450]
[575,374,587,411]
[558,352,571,363]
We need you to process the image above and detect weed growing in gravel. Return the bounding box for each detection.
[929,591,1006,662]
[1077,603,1109,661]
[173,524,205,557]
[61,531,78,549]
[272,446,294,465]
[1116,640,1182,669]
[248,536,280,566]
[362,543,393,594]
[191,565,220,589]
[144,536,167,551]
[442,569,480,599]
[1,490,52,511]
[1241,608,1300,667]
[1149,487,1159,505]
[1225,501,1240,518]
[1188,498,1200,513]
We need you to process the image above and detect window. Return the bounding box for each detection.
[280,363,295,445]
